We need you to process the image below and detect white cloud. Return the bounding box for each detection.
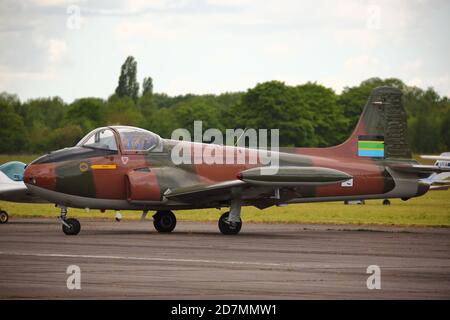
[344,55,384,73]
[406,74,450,96]
[1,0,449,101]
[123,0,169,11]
[116,20,181,40]
[48,38,67,63]
[28,0,83,6]
[205,0,257,6]
[401,59,423,73]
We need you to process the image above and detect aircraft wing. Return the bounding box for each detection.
[0,181,47,203]
[165,166,352,205]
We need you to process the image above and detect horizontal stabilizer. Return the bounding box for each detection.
[420,155,450,162]
[430,185,450,191]
[431,179,450,186]
[238,166,352,186]
[390,164,450,174]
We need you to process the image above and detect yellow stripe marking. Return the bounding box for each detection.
[91,164,117,170]
[359,140,384,144]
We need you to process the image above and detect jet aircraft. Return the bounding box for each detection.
[21,87,450,235]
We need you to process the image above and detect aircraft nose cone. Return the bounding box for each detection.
[23,160,56,191]
[23,164,37,185]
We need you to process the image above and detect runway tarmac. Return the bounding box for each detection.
[0,218,449,299]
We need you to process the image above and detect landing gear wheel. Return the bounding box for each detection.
[0,210,8,224]
[218,212,242,235]
[153,210,176,233]
[382,199,391,205]
[62,218,81,235]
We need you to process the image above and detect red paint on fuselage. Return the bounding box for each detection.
[25,162,56,191]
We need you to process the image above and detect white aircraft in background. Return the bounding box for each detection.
[0,161,47,223]
[421,152,450,191]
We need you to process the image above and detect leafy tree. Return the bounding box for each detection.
[2,71,450,155]
[138,77,157,119]
[173,96,221,136]
[440,110,450,150]
[409,113,441,153]
[27,123,51,153]
[232,81,318,147]
[337,78,406,133]
[295,82,346,146]
[48,125,84,150]
[115,56,139,101]
[147,107,179,138]
[142,77,153,96]
[0,93,27,153]
[105,95,144,127]
[18,97,65,129]
[65,98,104,132]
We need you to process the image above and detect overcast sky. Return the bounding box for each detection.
[1,0,449,102]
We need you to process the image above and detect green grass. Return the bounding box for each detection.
[0,154,41,164]
[1,190,449,227]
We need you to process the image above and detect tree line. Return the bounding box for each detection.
[1,56,449,155]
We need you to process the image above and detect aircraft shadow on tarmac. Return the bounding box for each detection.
[49,226,310,239]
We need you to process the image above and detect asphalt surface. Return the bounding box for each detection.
[0,218,449,299]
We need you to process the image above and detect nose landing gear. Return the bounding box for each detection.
[59,206,81,235]
[62,218,81,235]
[0,210,9,224]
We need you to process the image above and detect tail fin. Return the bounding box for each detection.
[334,86,411,159]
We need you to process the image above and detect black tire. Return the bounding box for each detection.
[382,199,391,205]
[0,210,9,224]
[153,210,176,233]
[62,218,81,235]
[218,212,242,235]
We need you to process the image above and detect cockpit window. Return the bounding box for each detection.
[80,128,118,151]
[0,161,26,181]
[117,127,161,152]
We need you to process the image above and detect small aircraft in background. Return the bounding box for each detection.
[0,161,47,223]
[420,153,450,191]
[18,86,450,236]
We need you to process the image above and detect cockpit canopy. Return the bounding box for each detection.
[0,161,26,181]
[76,126,162,153]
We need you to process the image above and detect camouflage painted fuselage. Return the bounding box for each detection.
[23,137,427,211]
[23,87,429,211]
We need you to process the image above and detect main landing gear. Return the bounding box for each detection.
[218,212,242,235]
[218,198,243,235]
[59,206,81,235]
[153,210,177,233]
[0,210,9,224]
